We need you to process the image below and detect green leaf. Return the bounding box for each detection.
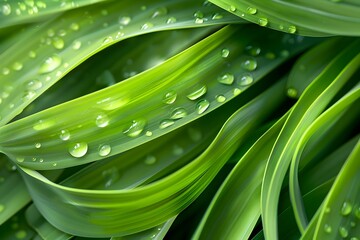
[209,0,360,36]
[261,40,360,239]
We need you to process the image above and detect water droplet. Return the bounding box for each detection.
[218,73,234,85]
[288,25,297,34]
[2,4,11,15]
[241,58,257,71]
[324,224,332,233]
[69,142,88,158]
[152,7,167,18]
[97,97,128,110]
[287,88,298,98]
[196,99,210,114]
[229,5,236,12]
[187,85,207,100]
[26,80,42,91]
[70,40,81,50]
[340,201,353,216]
[57,29,66,37]
[350,221,356,227]
[95,113,109,128]
[354,206,360,219]
[103,36,113,45]
[237,73,254,86]
[221,48,230,58]
[35,143,41,149]
[38,54,62,74]
[28,51,36,58]
[166,17,177,24]
[39,158,44,163]
[16,157,24,163]
[123,119,146,137]
[245,45,261,56]
[195,18,204,24]
[33,119,55,130]
[0,204,4,213]
[233,88,242,96]
[338,226,348,238]
[141,22,154,30]
[172,145,184,155]
[350,237,359,240]
[171,108,187,119]
[52,163,57,167]
[98,144,111,157]
[216,95,226,103]
[2,67,10,75]
[52,37,64,49]
[163,91,177,104]
[70,23,79,31]
[159,119,175,129]
[60,130,70,141]
[144,155,156,165]
[12,62,23,71]
[212,13,223,20]
[15,230,27,239]
[246,7,257,15]
[145,131,153,137]
[258,18,268,26]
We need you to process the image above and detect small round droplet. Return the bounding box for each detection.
[12,62,23,71]
[28,51,36,58]
[1,4,11,15]
[152,7,168,18]
[145,131,153,137]
[33,120,55,131]
[216,95,226,103]
[170,108,187,119]
[166,17,177,24]
[221,48,230,58]
[52,37,64,49]
[144,155,156,165]
[324,224,332,233]
[72,40,81,50]
[338,226,348,238]
[98,145,111,157]
[354,206,360,219]
[103,36,113,45]
[288,25,297,34]
[287,88,298,98]
[245,45,261,56]
[0,204,4,213]
[123,119,146,137]
[2,67,10,75]
[26,80,42,91]
[241,58,257,71]
[70,23,79,31]
[246,7,257,15]
[218,73,234,85]
[69,142,88,158]
[159,119,175,129]
[233,88,242,96]
[237,73,254,86]
[16,157,24,163]
[163,91,177,104]
[95,113,109,128]
[141,22,154,30]
[35,143,41,149]
[15,230,27,239]
[212,13,223,20]
[229,5,236,12]
[38,54,62,74]
[258,18,268,26]
[119,16,131,25]
[60,130,70,141]
[187,85,207,100]
[340,201,353,216]
[196,99,210,114]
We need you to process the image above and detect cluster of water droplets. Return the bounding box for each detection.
[0,0,47,16]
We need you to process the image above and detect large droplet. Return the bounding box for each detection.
[35,143,41,149]
[72,40,81,50]
[98,144,111,157]
[218,73,234,85]
[159,119,175,129]
[171,108,187,119]
[38,54,62,74]
[123,119,146,137]
[26,80,42,91]
[196,99,210,114]
[237,73,254,86]
[338,226,348,238]
[340,201,353,216]
[95,113,109,128]
[216,95,226,103]
[288,25,297,34]
[241,58,257,71]
[163,91,177,104]
[166,17,177,24]
[60,129,70,141]
[187,85,207,100]
[69,142,88,158]
[52,37,65,49]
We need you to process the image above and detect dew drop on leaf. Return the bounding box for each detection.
[187,85,207,100]
[246,7,257,15]
[98,144,111,157]
[288,25,297,34]
[237,73,254,86]
[0,204,4,213]
[340,201,353,216]
[2,4,11,15]
[287,88,298,98]
[212,13,223,20]
[258,18,268,26]
[196,99,210,114]
[52,37,65,49]
[241,58,257,71]
[159,119,175,129]
[35,143,41,149]
[69,142,88,158]
[70,23,79,31]
[38,54,62,74]
[28,50,36,58]
[141,22,154,30]
[338,226,348,238]
[123,119,146,137]
[216,95,226,103]
[152,7,167,18]
[95,113,109,128]
[12,62,23,71]
[221,48,230,58]
[33,119,55,130]
[145,131,153,137]
[119,16,131,25]
[163,91,177,104]
[171,108,187,119]
[166,17,177,24]
[60,129,70,141]
[26,80,42,91]
[218,73,234,85]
